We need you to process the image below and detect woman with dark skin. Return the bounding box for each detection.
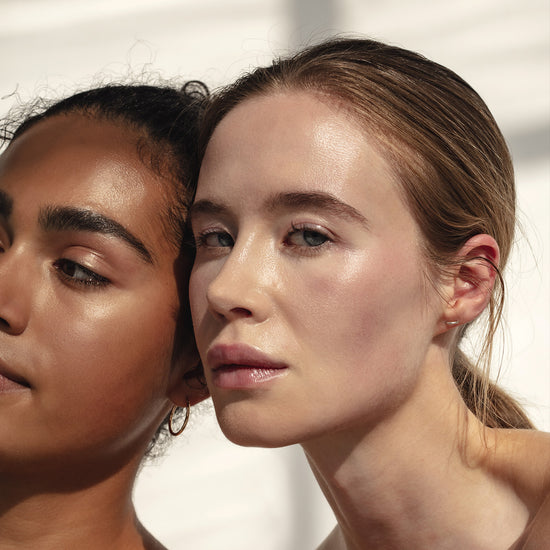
[0,83,207,549]
[189,38,549,549]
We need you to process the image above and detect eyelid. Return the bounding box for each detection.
[52,239,143,281]
[194,226,234,249]
[283,222,335,256]
[288,221,335,240]
[191,211,230,232]
[55,244,111,281]
[53,258,111,289]
[39,206,154,265]
[193,214,233,238]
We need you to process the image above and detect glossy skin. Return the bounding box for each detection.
[190,91,444,448]
[0,113,188,475]
[190,91,550,549]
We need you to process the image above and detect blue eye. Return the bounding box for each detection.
[286,225,330,248]
[196,231,234,249]
[302,229,329,247]
[54,259,110,288]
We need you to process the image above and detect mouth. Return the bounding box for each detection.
[0,361,31,393]
[207,343,288,390]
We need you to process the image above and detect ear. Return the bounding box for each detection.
[167,357,209,408]
[168,252,209,407]
[438,234,500,333]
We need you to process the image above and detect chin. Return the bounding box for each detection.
[215,404,298,449]
[224,431,287,449]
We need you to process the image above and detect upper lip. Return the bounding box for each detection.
[0,358,31,387]
[207,343,287,371]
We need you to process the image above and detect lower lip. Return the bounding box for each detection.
[212,365,288,389]
[0,374,29,393]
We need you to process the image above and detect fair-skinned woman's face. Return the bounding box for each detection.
[0,114,186,474]
[190,92,443,447]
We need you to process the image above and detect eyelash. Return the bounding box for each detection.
[194,223,333,255]
[0,221,112,289]
[194,228,234,250]
[284,223,332,255]
[53,259,110,289]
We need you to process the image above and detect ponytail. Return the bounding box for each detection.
[452,348,533,429]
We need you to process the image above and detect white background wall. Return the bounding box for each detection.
[2,1,548,548]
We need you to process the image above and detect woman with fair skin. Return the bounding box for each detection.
[189,39,549,549]
[0,83,207,549]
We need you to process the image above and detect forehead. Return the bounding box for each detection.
[1,113,168,212]
[199,91,412,227]
[202,93,345,192]
[207,90,367,166]
[2,114,143,194]
[0,113,177,254]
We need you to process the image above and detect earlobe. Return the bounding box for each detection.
[167,359,209,408]
[441,234,500,330]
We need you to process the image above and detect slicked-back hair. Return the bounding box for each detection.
[198,38,532,429]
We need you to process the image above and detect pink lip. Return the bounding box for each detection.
[206,343,288,389]
[0,360,31,393]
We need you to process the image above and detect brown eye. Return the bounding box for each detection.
[53,259,110,287]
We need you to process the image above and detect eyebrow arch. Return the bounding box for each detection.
[265,191,369,228]
[189,199,229,222]
[38,206,154,264]
[0,189,13,219]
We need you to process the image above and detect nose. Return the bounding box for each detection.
[205,237,273,323]
[0,248,31,335]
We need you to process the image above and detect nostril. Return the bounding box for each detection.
[210,305,253,322]
[0,317,10,330]
[231,307,253,317]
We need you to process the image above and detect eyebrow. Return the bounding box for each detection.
[191,192,369,229]
[38,206,154,264]
[265,191,369,228]
[0,189,13,219]
[189,199,228,222]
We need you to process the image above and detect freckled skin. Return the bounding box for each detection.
[0,114,186,474]
[190,91,441,448]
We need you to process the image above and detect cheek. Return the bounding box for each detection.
[189,268,203,321]
[283,248,435,429]
[40,291,177,434]
[52,292,174,358]
[189,266,214,348]
[289,248,430,368]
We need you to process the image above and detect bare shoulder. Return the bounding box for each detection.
[493,429,550,497]
[514,491,550,550]
[508,429,550,463]
[494,430,550,549]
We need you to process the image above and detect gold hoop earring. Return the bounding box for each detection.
[168,398,190,436]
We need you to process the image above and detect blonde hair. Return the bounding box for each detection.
[199,37,532,429]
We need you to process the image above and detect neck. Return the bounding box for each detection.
[0,455,159,550]
[303,349,530,550]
